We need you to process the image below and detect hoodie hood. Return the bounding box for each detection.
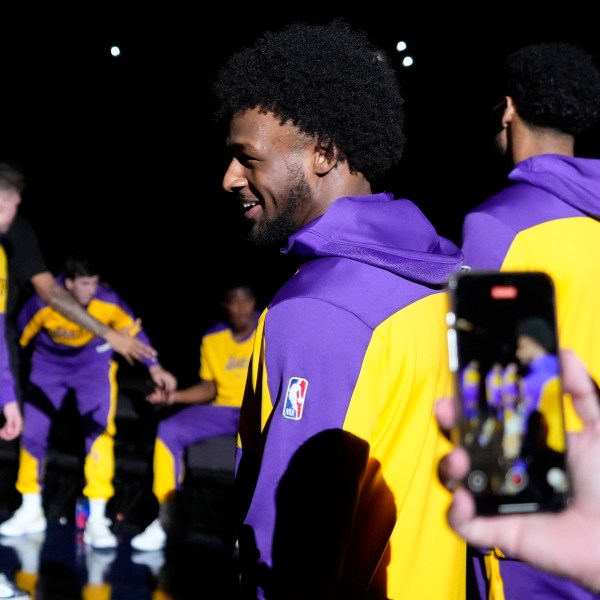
[283,192,463,285]
[510,154,600,219]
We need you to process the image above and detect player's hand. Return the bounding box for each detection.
[0,401,24,441]
[145,386,171,405]
[103,320,158,365]
[148,365,178,393]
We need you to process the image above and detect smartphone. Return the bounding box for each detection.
[446,270,570,515]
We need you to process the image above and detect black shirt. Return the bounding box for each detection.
[3,214,48,321]
[1,215,49,390]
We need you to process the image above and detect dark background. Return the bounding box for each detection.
[2,5,599,384]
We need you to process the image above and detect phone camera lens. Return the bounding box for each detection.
[546,467,568,493]
[467,470,488,492]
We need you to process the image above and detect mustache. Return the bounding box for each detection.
[234,191,259,204]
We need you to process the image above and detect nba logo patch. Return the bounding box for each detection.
[283,377,308,421]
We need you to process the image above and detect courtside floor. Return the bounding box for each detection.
[0,460,240,600]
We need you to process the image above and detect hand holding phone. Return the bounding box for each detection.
[446,271,570,515]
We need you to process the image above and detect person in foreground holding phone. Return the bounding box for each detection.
[436,348,600,594]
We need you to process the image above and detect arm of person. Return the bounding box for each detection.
[30,271,157,364]
[145,379,217,406]
[0,317,22,440]
[145,327,219,406]
[147,364,178,394]
[436,349,600,594]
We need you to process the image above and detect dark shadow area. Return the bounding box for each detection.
[237,429,396,599]
[0,370,240,599]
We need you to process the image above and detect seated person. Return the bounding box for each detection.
[130,283,259,551]
[0,254,176,548]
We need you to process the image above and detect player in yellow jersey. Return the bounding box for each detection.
[130,284,258,552]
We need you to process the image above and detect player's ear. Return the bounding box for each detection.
[503,96,517,126]
[313,140,337,175]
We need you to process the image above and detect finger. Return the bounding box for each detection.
[435,397,456,431]
[448,498,565,568]
[439,446,470,489]
[446,487,478,535]
[137,342,158,360]
[561,349,600,425]
[127,318,142,329]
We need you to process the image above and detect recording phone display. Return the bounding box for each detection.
[447,271,570,515]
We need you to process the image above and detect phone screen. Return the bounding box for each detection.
[447,271,570,515]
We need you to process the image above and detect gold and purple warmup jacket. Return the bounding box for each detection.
[16,279,158,500]
[236,193,466,599]
[0,242,17,408]
[462,154,600,600]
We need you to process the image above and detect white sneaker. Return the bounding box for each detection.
[83,517,117,549]
[130,518,166,552]
[0,532,46,573]
[84,545,117,584]
[131,549,165,577]
[0,573,30,599]
[0,505,46,537]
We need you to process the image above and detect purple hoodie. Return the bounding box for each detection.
[286,192,463,284]
[236,192,465,599]
[462,154,600,269]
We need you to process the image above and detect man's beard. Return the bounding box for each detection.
[248,173,311,248]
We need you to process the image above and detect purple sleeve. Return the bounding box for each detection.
[16,294,44,339]
[241,299,373,581]
[461,212,518,270]
[95,284,159,368]
[113,291,158,368]
[0,314,17,407]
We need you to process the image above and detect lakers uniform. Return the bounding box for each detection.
[16,279,158,501]
[0,242,17,409]
[236,194,466,600]
[462,154,600,600]
[151,314,258,503]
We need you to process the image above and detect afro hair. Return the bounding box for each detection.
[211,19,405,185]
[502,41,600,136]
